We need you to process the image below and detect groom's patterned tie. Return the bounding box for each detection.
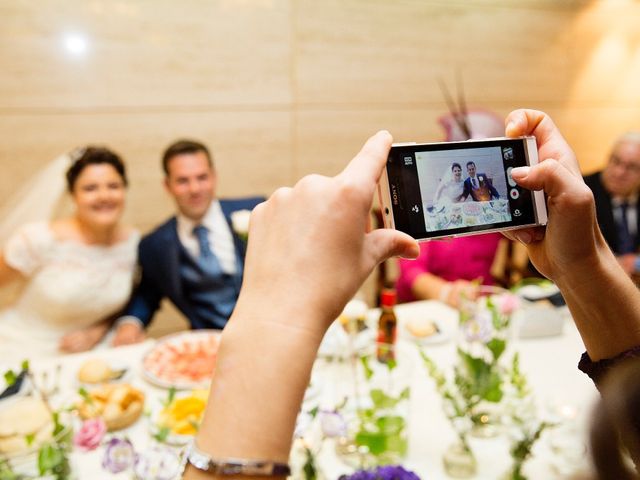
[193,224,222,273]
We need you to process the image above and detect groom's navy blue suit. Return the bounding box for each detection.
[124,197,263,330]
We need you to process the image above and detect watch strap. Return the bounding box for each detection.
[187,443,291,476]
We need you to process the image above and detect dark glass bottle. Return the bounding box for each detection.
[376,288,398,363]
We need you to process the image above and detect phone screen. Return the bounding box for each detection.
[385,138,541,240]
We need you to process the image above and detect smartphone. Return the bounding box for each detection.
[378,136,547,241]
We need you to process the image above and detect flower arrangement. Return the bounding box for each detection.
[338,465,420,480]
[421,288,551,479]
[0,362,73,480]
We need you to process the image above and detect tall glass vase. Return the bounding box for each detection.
[456,286,519,438]
[336,343,413,468]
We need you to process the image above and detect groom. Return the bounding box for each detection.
[461,161,500,202]
[113,140,263,345]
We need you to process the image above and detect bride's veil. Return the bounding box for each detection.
[0,151,74,246]
[434,164,455,204]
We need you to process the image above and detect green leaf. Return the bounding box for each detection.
[163,386,177,407]
[355,430,387,455]
[3,370,16,387]
[360,355,374,380]
[77,387,92,405]
[37,444,64,475]
[302,447,317,480]
[375,415,405,435]
[25,433,35,447]
[487,338,506,362]
[153,426,171,443]
[308,406,319,418]
[384,433,408,457]
[20,360,29,372]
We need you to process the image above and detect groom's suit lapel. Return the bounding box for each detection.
[160,218,183,301]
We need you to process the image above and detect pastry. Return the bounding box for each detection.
[77,358,125,384]
[77,383,145,431]
[406,317,439,338]
[0,397,53,454]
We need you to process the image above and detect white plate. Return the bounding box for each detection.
[401,322,449,345]
[141,330,221,390]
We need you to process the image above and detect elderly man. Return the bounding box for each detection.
[584,132,640,276]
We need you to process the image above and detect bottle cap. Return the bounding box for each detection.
[380,288,397,307]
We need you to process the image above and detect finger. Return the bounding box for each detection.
[363,229,419,272]
[505,109,581,176]
[510,226,545,245]
[339,130,393,193]
[511,160,590,202]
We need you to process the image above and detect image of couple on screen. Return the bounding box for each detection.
[433,160,500,205]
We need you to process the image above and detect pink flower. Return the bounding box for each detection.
[73,418,107,451]
[497,293,520,316]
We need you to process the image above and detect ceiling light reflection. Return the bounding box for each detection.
[62,33,89,57]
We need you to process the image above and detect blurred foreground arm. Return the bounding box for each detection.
[184,132,418,479]
[504,109,640,363]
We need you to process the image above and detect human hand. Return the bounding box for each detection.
[236,131,419,337]
[502,109,606,284]
[442,279,479,308]
[59,321,110,353]
[111,322,146,347]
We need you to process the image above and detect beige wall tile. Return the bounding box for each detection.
[0,0,292,109]
[0,111,291,232]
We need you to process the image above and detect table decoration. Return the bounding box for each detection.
[101,437,135,474]
[72,419,106,452]
[337,465,421,480]
[0,362,73,480]
[335,344,412,468]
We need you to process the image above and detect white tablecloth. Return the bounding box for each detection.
[12,300,598,479]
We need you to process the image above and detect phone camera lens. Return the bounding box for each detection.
[384,207,390,215]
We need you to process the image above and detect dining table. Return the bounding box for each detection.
[4,299,599,479]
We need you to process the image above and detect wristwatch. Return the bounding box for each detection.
[186,443,291,476]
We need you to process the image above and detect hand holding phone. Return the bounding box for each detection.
[378,136,547,241]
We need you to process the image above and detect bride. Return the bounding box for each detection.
[433,162,465,205]
[0,147,139,361]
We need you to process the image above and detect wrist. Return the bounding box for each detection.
[438,282,453,304]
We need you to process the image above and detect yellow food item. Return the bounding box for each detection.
[78,359,113,384]
[77,384,145,431]
[158,389,208,436]
[406,318,438,338]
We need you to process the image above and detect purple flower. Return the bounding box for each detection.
[338,465,421,480]
[102,437,135,473]
[462,310,493,343]
[134,445,181,480]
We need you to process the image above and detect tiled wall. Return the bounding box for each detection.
[1,0,639,323]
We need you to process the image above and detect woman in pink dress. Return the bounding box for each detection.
[396,233,502,307]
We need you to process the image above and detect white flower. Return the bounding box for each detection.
[462,310,494,343]
[231,209,252,238]
[319,410,347,438]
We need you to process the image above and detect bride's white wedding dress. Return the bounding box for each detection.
[0,222,139,362]
[434,179,464,205]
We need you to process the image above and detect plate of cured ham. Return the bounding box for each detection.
[142,330,221,389]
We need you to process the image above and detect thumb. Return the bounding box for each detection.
[363,229,419,271]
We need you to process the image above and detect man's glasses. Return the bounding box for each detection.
[610,155,640,174]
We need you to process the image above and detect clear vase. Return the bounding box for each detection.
[442,441,477,479]
[336,343,413,468]
[457,286,519,439]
